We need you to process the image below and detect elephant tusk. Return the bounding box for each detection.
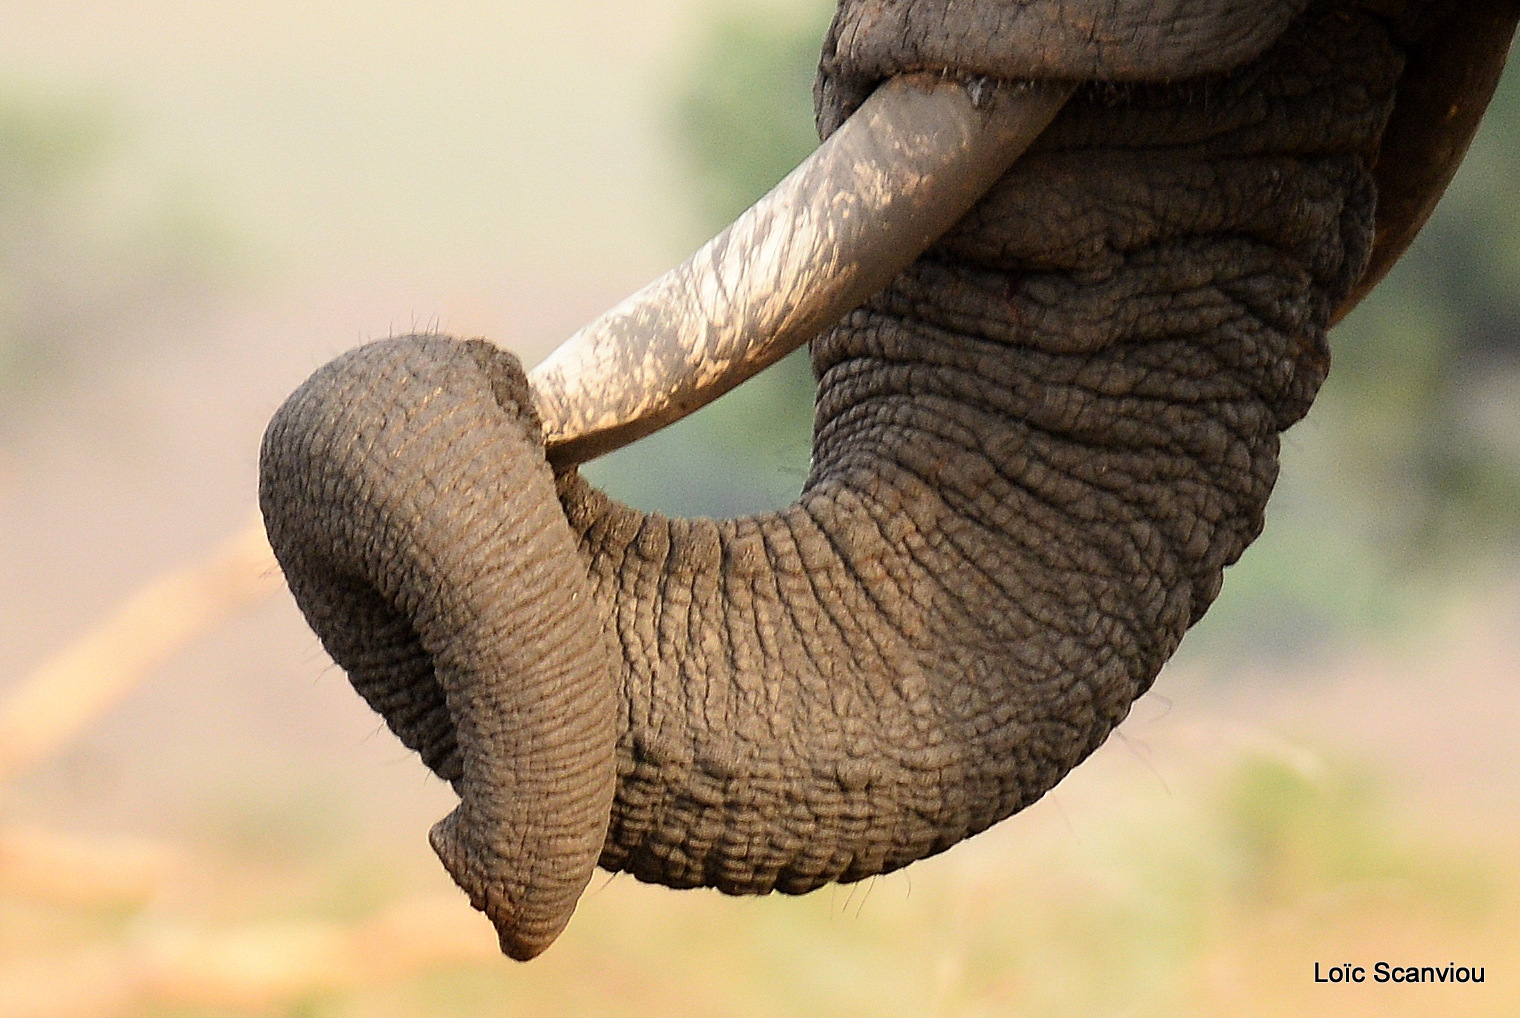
[528,74,1075,467]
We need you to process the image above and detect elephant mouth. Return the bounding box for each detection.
[530,73,1073,467]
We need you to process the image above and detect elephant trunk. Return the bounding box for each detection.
[562,6,1396,893]
[260,3,1404,958]
[568,220,1328,893]
[258,337,616,960]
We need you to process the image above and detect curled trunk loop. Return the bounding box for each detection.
[259,336,616,960]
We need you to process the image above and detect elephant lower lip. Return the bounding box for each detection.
[259,334,619,961]
[528,74,1075,468]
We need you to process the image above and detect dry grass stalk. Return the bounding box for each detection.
[0,894,497,1018]
[0,520,282,787]
[0,825,175,906]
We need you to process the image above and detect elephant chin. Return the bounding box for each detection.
[258,334,618,960]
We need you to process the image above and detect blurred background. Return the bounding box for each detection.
[0,2,1516,1015]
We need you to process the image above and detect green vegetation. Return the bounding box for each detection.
[0,92,116,393]
[1217,757,1491,914]
[671,3,834,230]
[1322,61,1520,556]
[0,86,236,424]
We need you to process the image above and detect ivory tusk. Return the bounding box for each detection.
[529,74,1075,468]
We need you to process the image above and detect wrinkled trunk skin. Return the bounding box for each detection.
[579,4,1394,892]
[260,340,618,959]
[260,0,1451,957]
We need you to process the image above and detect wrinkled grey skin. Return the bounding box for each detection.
[260,0,1519,959]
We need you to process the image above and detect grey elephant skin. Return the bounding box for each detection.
[259,0,1520,960]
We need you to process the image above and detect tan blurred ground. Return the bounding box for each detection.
[0,3,1516,1016]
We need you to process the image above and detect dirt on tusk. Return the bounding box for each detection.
[528,74,1075,468]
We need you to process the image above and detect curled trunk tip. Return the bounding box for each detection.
[258,334,618,961]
